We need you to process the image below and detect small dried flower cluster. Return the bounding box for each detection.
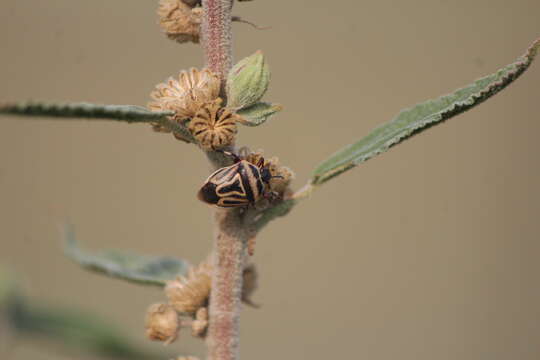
[148,68,220,121]
[145,261,258,344]
[148,67,248,150]
[157,0,202,43]
[145,303,180,344]
[244,149,295,197]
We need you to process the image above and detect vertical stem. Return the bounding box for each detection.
[207,210,247,360]
[201,0,233,90]
[200,2,240,359]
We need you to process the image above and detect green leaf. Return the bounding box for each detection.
[311,38,540,186]
[0,101,194,140]
[237,102,282,127]
[64,226,190,286]
[0,101,171,122]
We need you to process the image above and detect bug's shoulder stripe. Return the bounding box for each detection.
[247,163,264,200]
[237,161,258,202]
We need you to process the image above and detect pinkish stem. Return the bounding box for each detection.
[206,209,247,360]
[201,0,233,88]
[201,4,242,360]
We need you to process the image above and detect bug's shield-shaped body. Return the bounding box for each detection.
[198,160,265,207]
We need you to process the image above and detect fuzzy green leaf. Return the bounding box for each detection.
[237,102,282,127]
[64,226,190,286]
[0,102,172,122]
[312,38,540,185]
[0,101,194,140]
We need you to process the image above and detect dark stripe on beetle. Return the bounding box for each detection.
[238,162,255,202]
[217,177,244,196]
[248,163,263,200]
[256,176,264,196]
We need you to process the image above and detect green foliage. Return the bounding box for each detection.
[311,38,540,186]
[0,270,172,360]
[0,101,194,140]
[0,102,171,122]
[64,226,190,286]
[226,50,270,110]
[237,102,283,126]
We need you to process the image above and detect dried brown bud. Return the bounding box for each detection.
[188,98,240,150]
[166,262,212,314]
[157,0,202,43]
[242,264,259,308]
[191,307,209,338]
[266,156,295,195]
[148,68,220,122]
[145,303,179,344]
[245,150,294,195]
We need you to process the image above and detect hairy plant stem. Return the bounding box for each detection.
[200,1,242,360]
[201,0,233,97]
[207,209,247,360]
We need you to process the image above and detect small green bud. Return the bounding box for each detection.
[226,51,270,110]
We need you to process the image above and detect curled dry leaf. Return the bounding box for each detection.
[166,262,212,314]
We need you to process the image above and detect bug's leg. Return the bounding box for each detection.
[262,190,280,203]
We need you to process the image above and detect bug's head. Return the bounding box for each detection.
[260,166,283,184]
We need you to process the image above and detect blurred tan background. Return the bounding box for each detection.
[1,0,539,359]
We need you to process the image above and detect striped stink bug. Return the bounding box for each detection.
[197,151,276,208]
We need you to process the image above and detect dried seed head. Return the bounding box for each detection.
[191,307,209,338]
[145,303,180,344]
[148,68,220,122]
[166,262,212,314]
[242,264,259,307]
[188,98,240,150]
[157,0,202,43]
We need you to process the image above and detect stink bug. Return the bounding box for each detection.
[197,151,277,208]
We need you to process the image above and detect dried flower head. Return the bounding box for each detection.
[188,98,240,150]
[145,303,180,344]
[191,307,209,338]
[166,261,212,314]
[149,68,220,122]
[157,0,202,43]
